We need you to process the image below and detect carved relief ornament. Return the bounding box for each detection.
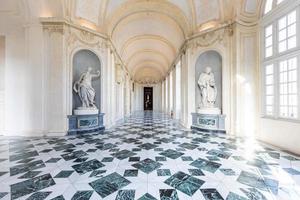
[187,25,234,51]
[67,29,109,50]
[42,23,64,35]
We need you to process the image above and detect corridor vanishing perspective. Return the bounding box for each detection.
[0,112,299,200]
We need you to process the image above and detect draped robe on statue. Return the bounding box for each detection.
[74,68,100,109]
[198,68,217,108]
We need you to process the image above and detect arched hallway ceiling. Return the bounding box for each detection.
[13,0,264,83]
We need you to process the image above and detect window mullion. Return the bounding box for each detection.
[298,55,300,120]
[274,61,280,118]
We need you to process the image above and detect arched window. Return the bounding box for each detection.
[262,0,300,120]
[264,0,287,14]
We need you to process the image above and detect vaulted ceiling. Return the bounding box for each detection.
[73,0,232,83]
[2,0,264,83]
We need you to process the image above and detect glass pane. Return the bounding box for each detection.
[265,25,273,37]
[279,40,287,52]
[266,64,273,74]
[278,16,287,30]
[291,82,297,93]
[277,0,285,4]
[264,0,273,14]
[288,24,296,37]
[289,70,297,82]
[280,83,287,93]
[292,107,298,118]
[279,29,287,41]
[289,58,297,70]
[280,61,287,72]
[266,85,274,95]
[290,95,297,105]
[266,36,273,47]
[288,36,296,49]
[280,106,288,116]
[266,96,274,105]
[266,47,273,57]
[266,75,273,85]
[266,106,273,115]
[288,11,296,25]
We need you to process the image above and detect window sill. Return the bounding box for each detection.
[261,116,300,123]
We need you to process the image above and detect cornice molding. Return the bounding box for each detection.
[40,17,131,78]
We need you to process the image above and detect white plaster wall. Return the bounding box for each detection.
[153,84,162,111]
[234,25,259,137]
[115,82,125,121]
[4,31,28,135]
[133,84,143,111]
[0,10,46,136]
[161,81,166,112]
[259,119,300,154]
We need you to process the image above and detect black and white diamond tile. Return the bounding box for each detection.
[0,111,300,199]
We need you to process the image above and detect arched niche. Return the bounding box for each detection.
[72,49,101,112]
[195,50,222,111]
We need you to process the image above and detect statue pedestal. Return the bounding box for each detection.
[74,107,99,115]
[67,113,105,135]
[197,107,221,115]
[191,112,226,134]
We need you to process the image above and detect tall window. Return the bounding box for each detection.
[279,58,298,118]
[264,0,273,14]
[265,64,274,115]
[265,25,273,57]
[262,1,300,121]
[175,61,181,119]
[278,11,296,53]
[169,73,173,112]
[264,0,287,14]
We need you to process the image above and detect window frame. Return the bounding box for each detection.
[261,0,300,122]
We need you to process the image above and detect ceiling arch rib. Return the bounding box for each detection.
[131,60,167,77]
[120,35,177,58]
[126,50,171,72]
[110,12,185,51]
[105,0,190,35]
[134,67,164,83]
[123,44,174,67]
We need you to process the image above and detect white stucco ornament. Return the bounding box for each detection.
[73,67,100,115]
[197,67,220,114]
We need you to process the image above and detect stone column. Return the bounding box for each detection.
[42,22,67,136]
[0,36,5,133]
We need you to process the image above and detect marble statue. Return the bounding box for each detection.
[198,67,219,113]
[73,67,100,115]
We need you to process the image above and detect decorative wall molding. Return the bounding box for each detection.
[187,24,234,51]
[67,30,109,51]
[42,23,65,35]
[40,17,131,78]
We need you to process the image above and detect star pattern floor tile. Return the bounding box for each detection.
[164,171,204,196]
[132,158,162,174]
[0,111,299,199]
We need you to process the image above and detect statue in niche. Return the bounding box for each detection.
[73,67,100,111]
[145,94,150,108]
[198,67,217,109]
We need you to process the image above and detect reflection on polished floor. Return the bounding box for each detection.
[0,112,300,200]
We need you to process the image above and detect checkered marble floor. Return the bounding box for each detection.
[0,111,300,200]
